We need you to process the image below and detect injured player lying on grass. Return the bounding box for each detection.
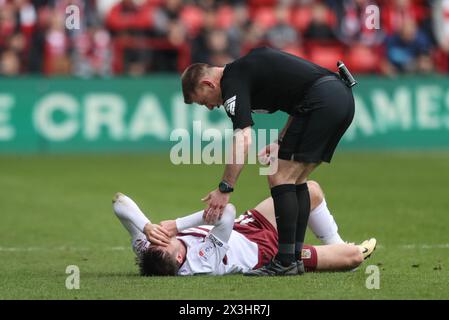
[112,180,377,276]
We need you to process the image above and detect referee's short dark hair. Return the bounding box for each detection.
[181,63,211,104]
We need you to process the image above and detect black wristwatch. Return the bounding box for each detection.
[218,181,234,193]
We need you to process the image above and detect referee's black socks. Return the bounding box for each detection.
[295,183,311,258]
[271,184,298,266]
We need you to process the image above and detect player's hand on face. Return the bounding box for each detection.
[159,220,178,237]
[201,189,230,224]
[143,223,171,247]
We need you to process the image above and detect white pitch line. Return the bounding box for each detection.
[399,244,449,249]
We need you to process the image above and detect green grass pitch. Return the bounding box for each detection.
[1,152,449,299]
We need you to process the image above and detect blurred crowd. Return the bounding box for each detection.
[1,0,449,77]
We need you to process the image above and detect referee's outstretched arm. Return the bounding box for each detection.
[201,126,252,223]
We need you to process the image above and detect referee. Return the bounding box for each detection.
[181,47,355,276]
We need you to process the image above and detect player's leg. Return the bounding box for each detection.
[253,197,277,229]
[302,239,376,272]
[252,180,344,245]
[307,181,344,245]
[308,180,323,210]
[313,244,364,271]
[112,193,151,255]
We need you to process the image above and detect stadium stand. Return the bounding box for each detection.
[0,0,446,76]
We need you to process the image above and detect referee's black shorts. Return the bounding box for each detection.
[278,76,355,163]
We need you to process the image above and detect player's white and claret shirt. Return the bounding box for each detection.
[177,226,258,276]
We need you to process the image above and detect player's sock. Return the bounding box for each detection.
[308,198,344,245]
[271,184,298,266]
[294,183,310,258]
[112,193,150,255]
[113,193,150,233]
[117,214,145,242]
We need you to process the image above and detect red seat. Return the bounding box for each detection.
[216,5,235,29]
[248,0,277,9]
[291,5,336,32]
[180,5,204,37]
[252,7,277,29]
[147,0,164,5]
[307,42,344,70]
[346,45,380,73]
[290,7,312,32]
[432,48,449,73]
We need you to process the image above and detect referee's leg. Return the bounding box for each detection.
[294,164,319,264]
[270,161,318,269]
[245,159,316,276]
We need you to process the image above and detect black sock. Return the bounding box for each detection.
[271,184,298,266]
[295,183,311,259]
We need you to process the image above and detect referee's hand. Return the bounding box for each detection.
[201,189,231,224]
[258,143,279,164]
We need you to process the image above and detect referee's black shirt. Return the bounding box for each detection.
[220,47,335,130]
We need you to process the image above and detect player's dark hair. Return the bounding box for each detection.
[138,246,180,276]
[181,63,211,104]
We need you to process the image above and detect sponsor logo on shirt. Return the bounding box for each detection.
[208,234,224,247]
[198,244,215,261]
[224,95,236,116]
